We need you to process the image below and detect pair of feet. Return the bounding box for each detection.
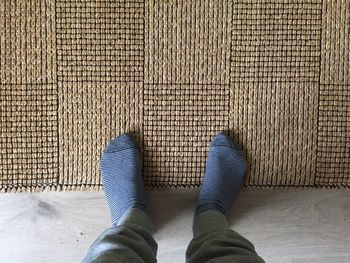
[101,133,247,226]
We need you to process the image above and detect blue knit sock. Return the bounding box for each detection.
[100,133,147,226]
[196,133,247,218]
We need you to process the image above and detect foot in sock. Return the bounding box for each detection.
[196,132,247,218]
[100,133,147,226]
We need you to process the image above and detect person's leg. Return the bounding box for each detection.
[82,134,157,263]
[82,208,157,263]
[186,133,264,263]
[186,210,264,263]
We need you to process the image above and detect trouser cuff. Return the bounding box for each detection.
[117,208,154,234]
[193,209,228,237]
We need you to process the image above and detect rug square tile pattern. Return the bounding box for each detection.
[0,85,58,192]
[0,0,349,192]
[0,0,56,84]
[320,0,350,85]
[230,82,318,186]
[143,84,230,187]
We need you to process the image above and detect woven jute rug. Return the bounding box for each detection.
[1,0,349,192]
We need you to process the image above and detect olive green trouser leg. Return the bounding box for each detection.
[82,208,157,263]
[82,209,264,263]
[186,210,265,263]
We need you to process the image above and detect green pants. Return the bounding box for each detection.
[82,209,264,263]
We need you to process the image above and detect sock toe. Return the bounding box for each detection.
[211,132,235,148]
[104,133,138,153]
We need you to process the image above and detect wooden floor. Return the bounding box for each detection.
[0,189,349,263]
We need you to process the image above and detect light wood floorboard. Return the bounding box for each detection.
[0,189,349,263]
